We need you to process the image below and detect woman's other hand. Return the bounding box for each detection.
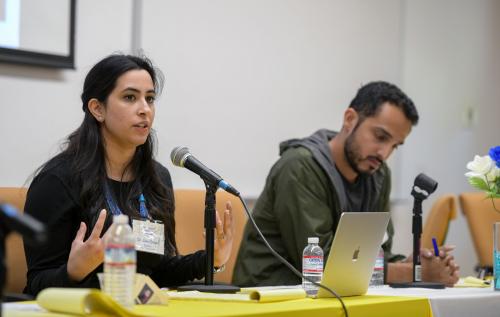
[214,201,234,268]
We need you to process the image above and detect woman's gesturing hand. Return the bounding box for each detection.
[67,209,108,282]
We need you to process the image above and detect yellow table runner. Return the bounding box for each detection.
[4,295,431,317]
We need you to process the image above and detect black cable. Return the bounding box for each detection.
[238,196,349,317]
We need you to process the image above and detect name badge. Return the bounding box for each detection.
[132,219,165,255]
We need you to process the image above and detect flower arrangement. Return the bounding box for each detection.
[465,146,500,212]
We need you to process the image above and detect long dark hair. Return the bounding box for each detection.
[46,54,176,255]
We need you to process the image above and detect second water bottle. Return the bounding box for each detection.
[302,237,324,296]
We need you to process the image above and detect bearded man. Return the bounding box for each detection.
[233,81,459,287]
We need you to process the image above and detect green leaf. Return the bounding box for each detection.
[486,192,500,199]
[468,177,490,191]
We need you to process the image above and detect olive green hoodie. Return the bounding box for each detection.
[232,129,402,287]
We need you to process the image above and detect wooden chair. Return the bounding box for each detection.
[174,189,247,284]
[421,194,457,250]
[0,187,28,294]
[459,192,500,272]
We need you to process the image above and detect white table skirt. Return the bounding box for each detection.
[367,285,500,317]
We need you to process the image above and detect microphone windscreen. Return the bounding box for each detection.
[0,203,47,245]
[171,146,190,167]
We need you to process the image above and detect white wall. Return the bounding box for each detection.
[141,0,403,197]
[1,0,499,277]
[0,0,134,186]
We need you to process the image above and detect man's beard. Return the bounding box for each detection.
[344,129,381,176]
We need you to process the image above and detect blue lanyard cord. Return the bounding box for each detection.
[139,194,148,219]
[104,181,122,216]
[103,181,150,219]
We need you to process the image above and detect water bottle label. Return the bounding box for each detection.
[105,244,137,264]
[303,255,323,273]
[374,256,384,271]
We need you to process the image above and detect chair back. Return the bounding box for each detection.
[0,187,28,294]
[174,189,247,284]
[421,194,457,250]
[459,192,500,267]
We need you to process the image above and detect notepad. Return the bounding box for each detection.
[36,288,166,317]
[454,276,491,288]
[166,286,307,303]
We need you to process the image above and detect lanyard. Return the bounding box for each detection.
[104,181,149,219]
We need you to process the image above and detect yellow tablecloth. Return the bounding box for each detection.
[4,295,431,317]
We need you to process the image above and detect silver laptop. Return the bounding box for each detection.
[316,212,390,298]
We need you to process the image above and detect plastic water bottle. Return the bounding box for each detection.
[104,214,136,308]
[494,223,500,290]
[369,247,384,287]
[302,237,324,295]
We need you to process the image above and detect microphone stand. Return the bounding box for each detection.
[204,184,217,286]
[391,175,444,289]
[177,181,240,293]
[411,195,424,283]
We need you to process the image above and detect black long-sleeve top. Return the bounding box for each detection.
[23,158,205,296]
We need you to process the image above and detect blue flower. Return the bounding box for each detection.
[489,146,500,168]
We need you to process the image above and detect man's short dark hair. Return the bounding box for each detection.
[349,81,419,125]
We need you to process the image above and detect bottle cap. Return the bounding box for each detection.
[113,214,129,224]
[308,237,319,244]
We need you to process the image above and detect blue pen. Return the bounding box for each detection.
[432,237,439,256]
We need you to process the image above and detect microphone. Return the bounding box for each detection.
[0,203,47,245]
[171,146,240,196]
[411,173,438,200]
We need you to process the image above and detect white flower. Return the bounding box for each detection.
[465,148,500,211]
[465,155,495,180]
[486,166,500,182]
